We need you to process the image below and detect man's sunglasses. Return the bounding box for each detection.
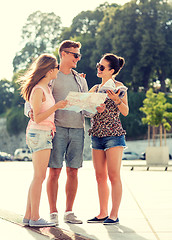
[96,63,106,71]
[64,50,82,59]
[54,64,60,70]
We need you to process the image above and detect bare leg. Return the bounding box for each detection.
[65,167,78,212]
[24,149,51,220]
[92,149,109,218]
[106,146,123,220]
[47,168,62,214]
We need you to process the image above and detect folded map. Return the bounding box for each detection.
[62,91,107,114]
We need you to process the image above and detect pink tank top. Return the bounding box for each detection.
[27,85,56,133]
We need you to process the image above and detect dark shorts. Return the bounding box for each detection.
[91,135,127,151]
[48,126,84,168]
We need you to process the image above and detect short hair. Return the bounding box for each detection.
[59,40,81,56]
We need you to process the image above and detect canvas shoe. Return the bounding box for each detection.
[87,216,108,223]
[64,211,83,224]
[103,217,119,225]
[22,218,29,226]
[50,212,59,225]
[29,218,56,227]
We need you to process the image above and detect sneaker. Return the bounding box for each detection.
[50,212,59,225]
[29,218,56,227]
[23,218,29,226]
[103,217,119,225]
[64,212,83,224]
[87,216,108,223]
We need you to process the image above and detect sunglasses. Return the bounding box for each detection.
[54,64,60,70]
[64,50,82,59]
[96,63,106,71]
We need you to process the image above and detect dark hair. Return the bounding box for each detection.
[19,54,57,101]
[103,53,125,76]
[59,40,81,56]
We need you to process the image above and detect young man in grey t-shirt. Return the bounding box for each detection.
[47,40,88,224]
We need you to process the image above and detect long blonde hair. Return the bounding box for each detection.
[19,54,57,101]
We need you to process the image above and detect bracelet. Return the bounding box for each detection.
[116,99,122,106]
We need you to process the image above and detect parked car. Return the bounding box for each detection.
[139,152,172,160]
[0,151,13,161]
[122,151,140,160]
[14,148,32,161]
[139,152,146,160]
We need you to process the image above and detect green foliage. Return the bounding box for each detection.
[140,88,172,131]
[91,0,172,92]
[13,11,62,72]
[120,91,147,139]
[0,79,14,114]
[12,2,172,92]
[2,0,172,139]
[6,107,28,135]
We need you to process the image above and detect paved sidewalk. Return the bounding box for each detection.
[0,161,172,240]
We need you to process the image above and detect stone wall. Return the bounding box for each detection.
[0,118,92,160]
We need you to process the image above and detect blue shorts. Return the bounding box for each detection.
[91,135,127,151]
[27,129,53,153]
[48,126,84,169]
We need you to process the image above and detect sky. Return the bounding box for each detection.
[0,0,129,80]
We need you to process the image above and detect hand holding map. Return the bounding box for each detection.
[62,91,107,114]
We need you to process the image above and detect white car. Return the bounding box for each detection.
[122,151,140,160]
[14,148,32,161]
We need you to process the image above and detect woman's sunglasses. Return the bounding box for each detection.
[64,50,82,59]
[54,64,60,70]
[96,63,106,71]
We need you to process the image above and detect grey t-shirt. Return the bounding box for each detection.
[52,71,84,128]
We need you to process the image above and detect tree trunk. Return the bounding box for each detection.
[164,128,167,146]
[148,125,150,146]
[142,67,151,91]
[159,124,162,147]
[153,126,156,146]
[157,69,166,92]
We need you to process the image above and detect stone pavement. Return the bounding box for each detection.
[0,161,172,240]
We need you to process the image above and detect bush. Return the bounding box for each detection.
[120,91,147,139]
[6,107,28,135]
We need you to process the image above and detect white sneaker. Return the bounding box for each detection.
[50,212,59,225]
[64,211,83,224]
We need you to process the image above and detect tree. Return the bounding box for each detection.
[120,91,147,139]
[13,11,62,72]
[59,3,116,88]
[135,0,172,92]
[0,79,14,114]
[6,107,28,135]
[5,72,28,135]
[95,0,172,92]
[60,2,116,41]
[94,2,140,90]
[140,88,172,146]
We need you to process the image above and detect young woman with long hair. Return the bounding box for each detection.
[19,53,67,227]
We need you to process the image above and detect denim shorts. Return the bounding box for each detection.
[27,129,53,153]
[48,126,84,169]
[91,135,127,151]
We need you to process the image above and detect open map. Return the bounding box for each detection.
[62,91,107,114]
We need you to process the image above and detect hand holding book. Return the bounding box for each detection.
[99,79,128,99]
